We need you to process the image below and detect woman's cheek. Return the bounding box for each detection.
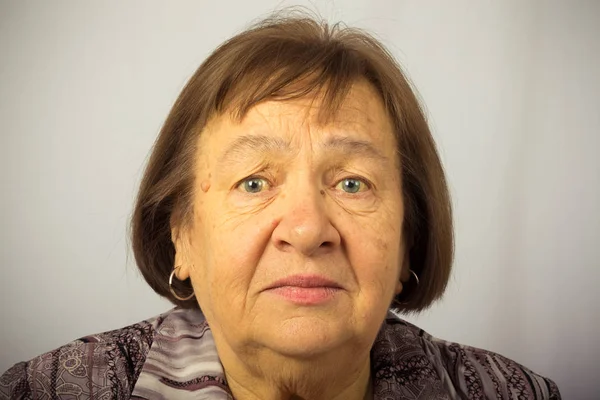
[351,224,401,285]
[211,215,268,278]
[226,185,279,214]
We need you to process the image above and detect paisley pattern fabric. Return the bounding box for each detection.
[0,308,561,399]
[0,316,157,400]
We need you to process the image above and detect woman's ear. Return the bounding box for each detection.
[171,226,192,281]
[395,280,403,296]
[396,245,411,295]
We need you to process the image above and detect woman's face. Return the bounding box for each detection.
[175,80,408,358]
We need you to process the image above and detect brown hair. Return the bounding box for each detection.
[131,11,453,312]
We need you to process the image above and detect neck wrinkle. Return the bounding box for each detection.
[222,352,372,400]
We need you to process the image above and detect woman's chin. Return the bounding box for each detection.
[257,316,356,359]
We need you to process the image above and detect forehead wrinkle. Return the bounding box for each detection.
[322,136,389,163]
[217,134,292,167]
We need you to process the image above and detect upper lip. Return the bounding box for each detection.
[265,274,343,290]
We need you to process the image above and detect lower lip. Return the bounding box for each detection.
[267,286,341,305]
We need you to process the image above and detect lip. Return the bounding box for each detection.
[265,274,343,290]
[264,274,343,305]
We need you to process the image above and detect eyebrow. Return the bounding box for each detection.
[218,134,388,165]
[322,136,388,162]
[218,135,291,165]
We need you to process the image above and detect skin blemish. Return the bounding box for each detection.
[320,189,325,196]
[201,180,211,193]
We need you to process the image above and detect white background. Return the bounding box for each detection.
[1,1,598,398]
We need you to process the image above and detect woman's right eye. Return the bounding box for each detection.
[237,177,270,193]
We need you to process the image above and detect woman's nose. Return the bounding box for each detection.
[271,187,341,256]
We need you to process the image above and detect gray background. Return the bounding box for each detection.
[1,1,598,398]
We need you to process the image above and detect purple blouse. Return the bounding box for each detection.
[0,308,561,399]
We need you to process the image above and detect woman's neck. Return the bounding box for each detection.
[220,346,373,400]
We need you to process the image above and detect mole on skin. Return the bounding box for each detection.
[200,180,211,193]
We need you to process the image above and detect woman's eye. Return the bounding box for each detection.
[336,178,368,194]
[239,177,269,193]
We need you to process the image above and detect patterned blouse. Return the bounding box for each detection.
[0,308,560,399]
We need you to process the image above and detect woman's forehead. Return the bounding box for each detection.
[203,81,395,152]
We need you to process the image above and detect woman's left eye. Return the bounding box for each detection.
[238,177,270,193]
[336,178,369,194]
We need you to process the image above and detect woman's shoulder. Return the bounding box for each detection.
[372,313,561,400]
[0,310,171,400]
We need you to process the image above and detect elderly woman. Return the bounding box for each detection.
[1,13,560,400]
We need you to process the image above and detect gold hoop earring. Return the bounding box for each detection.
[168,266,195,301]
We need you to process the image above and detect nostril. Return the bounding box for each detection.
[276,239,294,252]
